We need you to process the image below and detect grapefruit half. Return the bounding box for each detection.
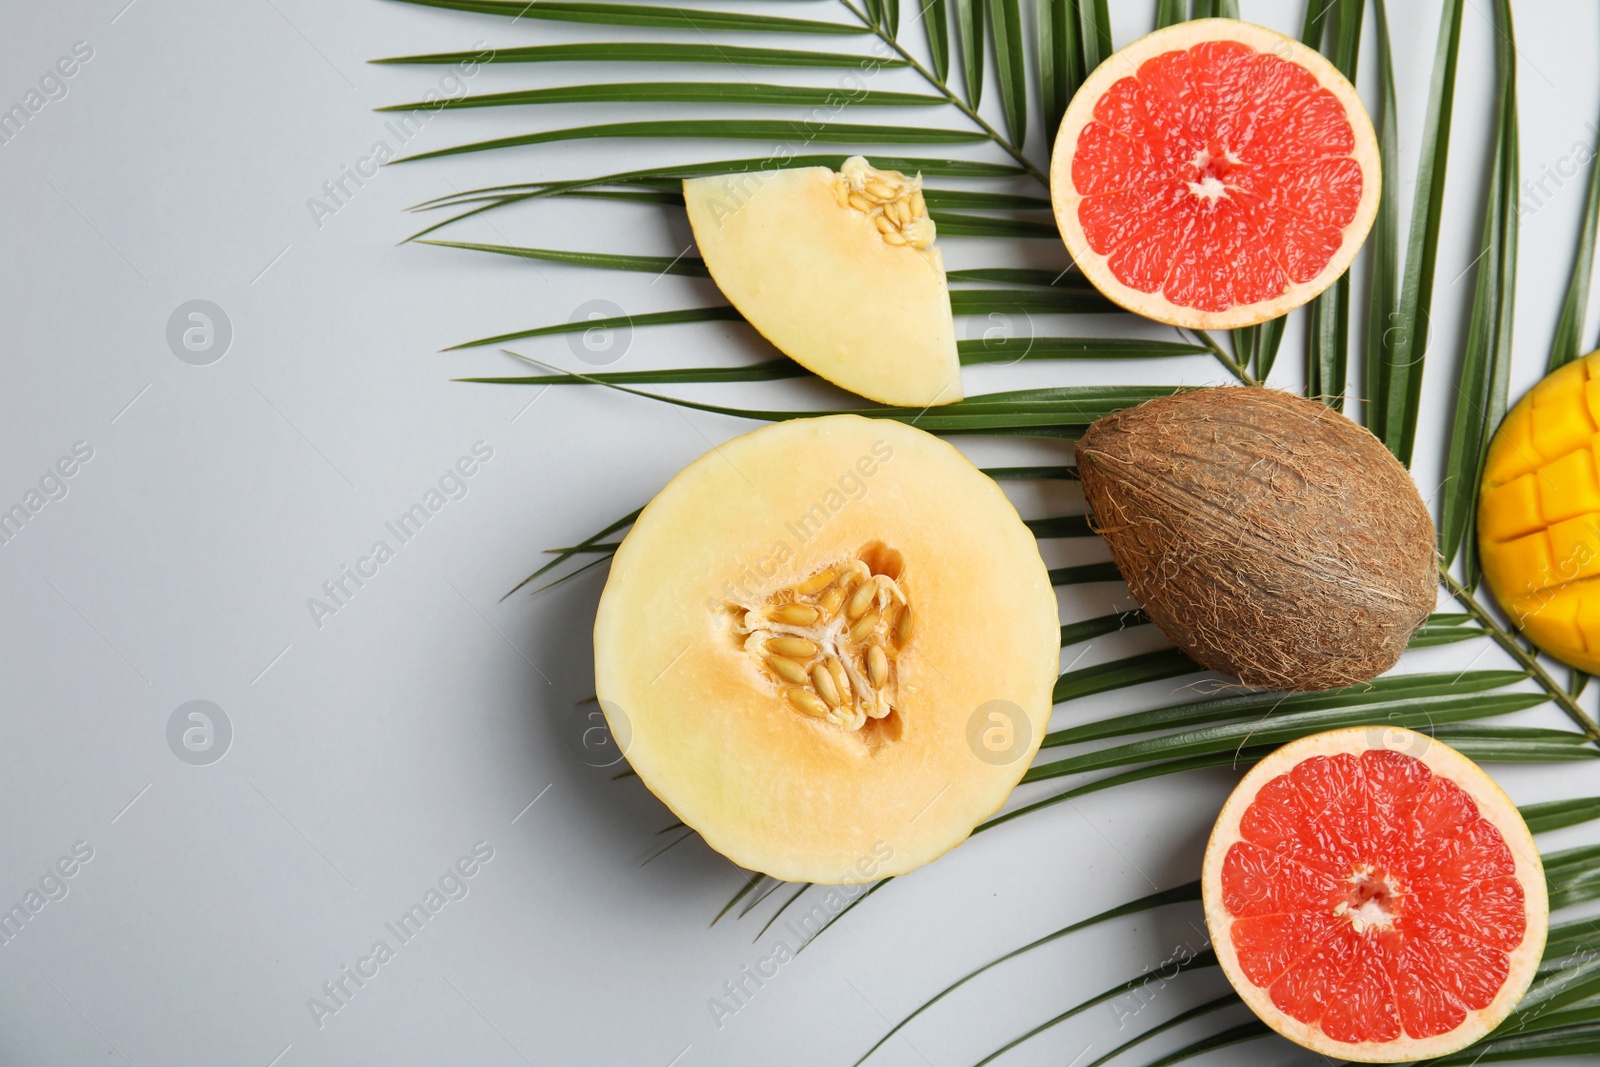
[1202,727,1547,1062]
[1050,19,1380,329]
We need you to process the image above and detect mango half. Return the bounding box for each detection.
[1480,351,1600,670]
[684,158,963,408]
[593,416,1059,883]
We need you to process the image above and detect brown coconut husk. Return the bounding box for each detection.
[1075,387,1437,691]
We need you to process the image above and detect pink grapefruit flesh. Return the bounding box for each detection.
[1051,19,1380,329]
[1202,728,1547,1062]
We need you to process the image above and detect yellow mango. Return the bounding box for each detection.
[1479,352,1600,670]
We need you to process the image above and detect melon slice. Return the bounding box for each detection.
[684,158,963,408]
[1050,19,1381,329]
[593,415,1059,883]
[1203,727,1547,1062]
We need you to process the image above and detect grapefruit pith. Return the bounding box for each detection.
[1050,19,1380,330]
[1202,727,1547,1062]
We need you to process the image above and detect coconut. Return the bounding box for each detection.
[1074,387,1436,691]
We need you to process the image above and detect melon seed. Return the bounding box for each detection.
[849,611,879,642]
[770,603,820,626]
[812,664,841,708]
[846,581,877,620]
[786,689,829,718]
[867,645,888,688]
[767,636,818,658]
[766,655,810,685]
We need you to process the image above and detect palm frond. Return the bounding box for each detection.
[1077,0,1112,72]
[446,307,740,351]
[953,0,985,105]
[971,951,1220,1065]
[1361,0,1400,434]
[381,82,946,111]
[373,43,909,67]
[1303,0,1362,410]
[395,119,991,163]
[1437,0,1518,572]
[1038,0,1084,144]
[1368,0,1464,462]
[988,0,1027,145]
[417,238,709,275]
[383,0,867,34]
[1023,690,1546,784]
[847,882,1201,1065]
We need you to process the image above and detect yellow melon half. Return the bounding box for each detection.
[593,415,1059,883]
[684,158,963,409]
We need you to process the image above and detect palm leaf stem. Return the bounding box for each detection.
[840,0,1047,184]
[1185,330,1260,387]
[1440,568,1600,745]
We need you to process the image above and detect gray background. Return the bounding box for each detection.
[1,0,1597,1064]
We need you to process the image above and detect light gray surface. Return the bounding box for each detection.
[1,1,1598,1064]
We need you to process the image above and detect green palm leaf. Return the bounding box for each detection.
[1059,609,1149,648]
[946,267,1085,285]
[372,43,910,67]
[1023,691,1545,783]
[1523,796,1600,835]
[1052,648,1201,703]
[380,82,945,111]
[1045,670,1525,748]
[1438,0,1518,572]
[445,307,741,350]
[407,154,1025,213]
[1079,996,1240,1067]
[921,189,1051,209]
[919,0,951,80]
[948,287,1115,313]
[394,119,990,163]
[988,0,1027,145]
[1077,0,1112,71]
[847,883,1201,1065]
[953,0,985,106]
[416,239,710,276]
[1038,0,1084,144]
[1361,0,1400,436]
[460,362,808,386]
[1303,0,1362,410]
[382,0,866,34]
[1549,101,1600,370]
[926,212,1058,237]
[972,953,1220,1065]
[1375,0,1464,463]
[964,337,1207,361]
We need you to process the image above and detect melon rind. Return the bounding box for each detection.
[1050,18,1382,330]
[684,167,963,408]
[1201,727,1548,1063]
[593,416,1059,884]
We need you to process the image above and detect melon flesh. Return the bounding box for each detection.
[684,159,963,408]
[593,416,1058,883]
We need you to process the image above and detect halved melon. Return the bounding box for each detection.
[684,158,963,408]
[593,415,1059,883]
